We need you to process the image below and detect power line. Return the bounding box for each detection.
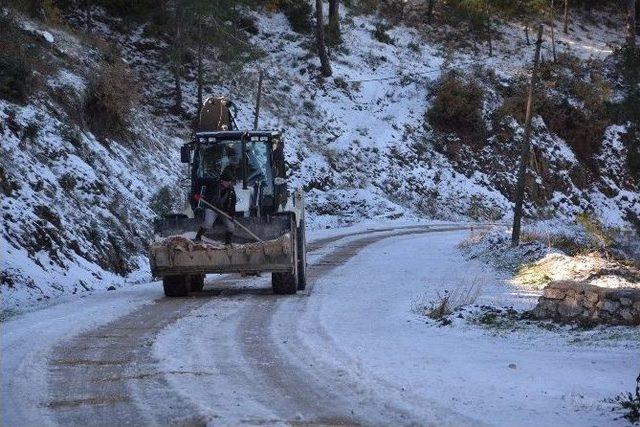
[344,56,507,84]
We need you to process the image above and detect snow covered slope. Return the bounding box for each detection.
[1,4,638,309]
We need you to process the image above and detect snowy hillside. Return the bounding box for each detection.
[1,2,638,309]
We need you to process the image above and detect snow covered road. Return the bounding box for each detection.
[2,224,637,426]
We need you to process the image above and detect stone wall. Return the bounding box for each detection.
[533,280,640,325]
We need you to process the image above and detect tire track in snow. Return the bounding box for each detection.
[44,225,438,425]
[234,226,481,426]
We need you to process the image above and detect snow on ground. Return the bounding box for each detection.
[0,282,161,426]
[3,5,638,318]
[151,227,639,426]
[308,230,639,426]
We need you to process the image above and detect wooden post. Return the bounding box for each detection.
[512,24,544,247]
[253,70,263,130]
[563,0,569,34]
[550,0,557,62]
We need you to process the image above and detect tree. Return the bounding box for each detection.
[512,25,544,246]
[169,2,185,114]
[550,0,557,62]
[315,0,332,77]
[627,0,637,50]
[485,0,492,56]
[328,0,340,35]
[427,0,436,22]
[196,15,204,112]
[563,0,569,34]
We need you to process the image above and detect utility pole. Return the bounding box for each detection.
[550,0,557,62]
[512,24,544,247]
[253,70,263,130]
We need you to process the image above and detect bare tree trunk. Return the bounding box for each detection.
[427,0,436,22]
[525,21,530,45]
[485,0,493,56]
[83,0,92,32]
[550,0,557,62]
[196,17,203,113]
[315,0,332,77]
[563,0,569,34]
[627,0,637,50]
[253,70,263,130]
[328,0,340,34]
[512,25,544,247]
[171,5,184,114]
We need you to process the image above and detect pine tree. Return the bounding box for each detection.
[315,0,332,77]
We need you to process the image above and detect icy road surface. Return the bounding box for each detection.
[2,224,637,426]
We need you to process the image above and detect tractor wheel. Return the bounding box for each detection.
[272,272,297,294]
[190,274,205,292]
[163,275,189,297]
[296,219,307,291]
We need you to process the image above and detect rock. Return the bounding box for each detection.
[107,285,116,291]
[619,297,632,306]
[619,309,634,322]
[533,280,640,325]
[585,291,599,304]
[543,288,565,300]
[558,302,582,318]
[508,363,517,369]
[601,300,620,314]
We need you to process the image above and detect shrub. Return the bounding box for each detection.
[612,373,640,424]
[0,11,35,103]
[95,0,157,22]
[412,278,483,320]
[84,61,139,138]
[614,45,640,86]
[149,185,177,218]
[0,52,33,103]
[575,212,615,250]
[427,71,486,144]
[349,0,380,15]
[279,0,312,33]
[496,61,610,173]
[373,22,394,44]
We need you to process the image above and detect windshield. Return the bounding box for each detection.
[197,140,273,194]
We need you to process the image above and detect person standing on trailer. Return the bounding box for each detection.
[194,166,236,245]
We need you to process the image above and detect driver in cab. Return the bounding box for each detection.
[194,166,236,245]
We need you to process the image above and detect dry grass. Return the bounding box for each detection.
[412,277,484,320]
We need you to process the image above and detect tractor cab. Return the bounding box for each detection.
[182,130,288,218]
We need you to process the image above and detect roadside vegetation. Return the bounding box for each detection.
[612,373,640,424]
[412,277,483,325]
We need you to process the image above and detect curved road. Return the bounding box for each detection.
[21,225,480,426]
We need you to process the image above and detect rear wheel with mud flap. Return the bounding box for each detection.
[190,274,205,292]
[163,275,189,297]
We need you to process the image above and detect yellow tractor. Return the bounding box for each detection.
[149,97,306,296]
